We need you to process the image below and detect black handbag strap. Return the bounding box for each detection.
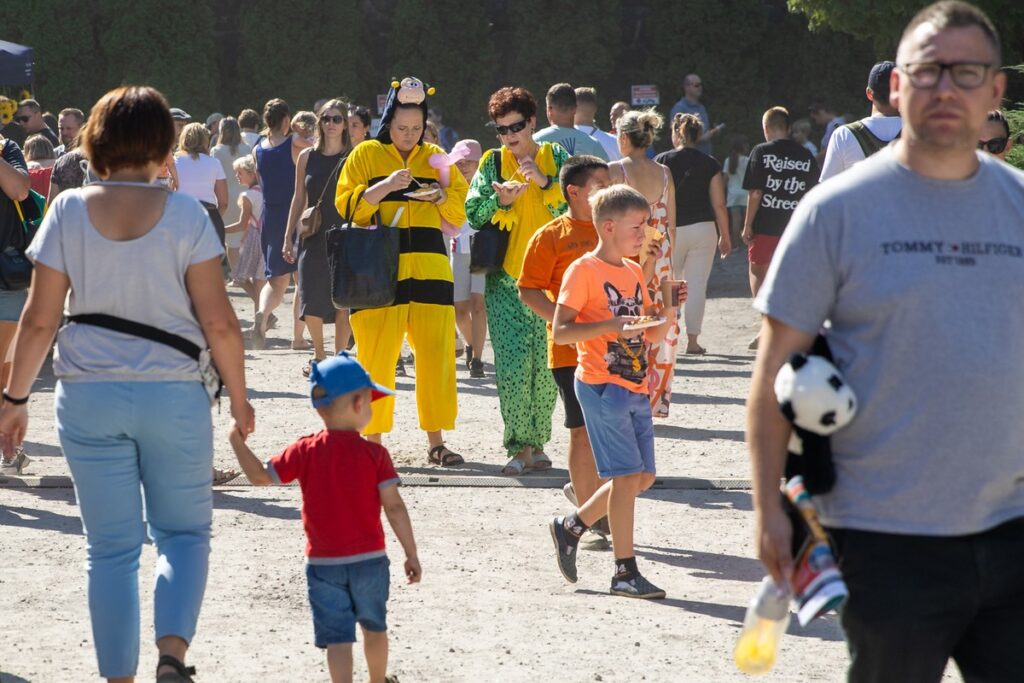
[67,313,201,361]
[490,148,504,184]
[313,152,349,211]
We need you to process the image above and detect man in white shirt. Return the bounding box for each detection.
[533,83,609,160]
[573,87,621,161]
[820,61,904,181]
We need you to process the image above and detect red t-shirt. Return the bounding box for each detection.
[267,430,400,560]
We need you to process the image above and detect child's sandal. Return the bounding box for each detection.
[156,654,196,682]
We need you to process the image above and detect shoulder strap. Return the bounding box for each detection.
[66,314,201,361]
[845,121,887,158]
[313,152,349,208]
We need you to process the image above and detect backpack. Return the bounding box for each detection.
[845,120,888,158]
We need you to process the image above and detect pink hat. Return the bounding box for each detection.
[450,139,482,162]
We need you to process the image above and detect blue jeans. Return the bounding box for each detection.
[574,379,656,479]
[56,381,213,678]
[306,556,391,647]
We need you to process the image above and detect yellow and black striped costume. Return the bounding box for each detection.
[335,139,468,435]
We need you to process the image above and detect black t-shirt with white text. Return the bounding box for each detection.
[742,138,819,236]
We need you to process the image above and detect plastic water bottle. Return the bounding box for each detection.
[734,577,791,675]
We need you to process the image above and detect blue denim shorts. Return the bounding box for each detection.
[306,556,390,647]
[574,379,656,479]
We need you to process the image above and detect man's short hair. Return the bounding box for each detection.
[546,83,577,111]
[17,99,41,113]
[901,1,1001,67]
[574,87,598,107]
[590,184,649,225]
[559,154,608,197]
[763,107,791,131]
[58,108,85,123]
[237,108,261,130]
[81,86,175,176]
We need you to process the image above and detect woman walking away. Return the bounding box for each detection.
[225,156,266,314]
[0,134,32,476]
[722,137,749,250]
[251,98,304,350]
[211,117,252,271]
[465,86,569,475]
[655,114,731,355]
[609,109,678,418]
[0,85,253,682]
[283,98,352,375]
[175,123,228,248]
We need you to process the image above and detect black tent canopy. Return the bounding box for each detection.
[0,40,33,86]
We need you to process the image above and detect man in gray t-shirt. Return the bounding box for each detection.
[747,3,1024,680]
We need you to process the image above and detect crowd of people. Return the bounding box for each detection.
[2,1,1024,680]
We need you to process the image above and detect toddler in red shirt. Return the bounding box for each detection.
[229,351,420,683]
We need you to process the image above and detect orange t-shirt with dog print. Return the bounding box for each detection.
[557,253,653,393]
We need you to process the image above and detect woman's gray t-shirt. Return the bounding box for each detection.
[27,188,224,382]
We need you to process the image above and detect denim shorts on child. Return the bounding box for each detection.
[574,378,656,479]
[306,556,390,646]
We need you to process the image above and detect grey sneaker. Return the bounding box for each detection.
[610,573,666,600]
[563,482,577,506]
[0,448,31,476]
[548,517,579,583]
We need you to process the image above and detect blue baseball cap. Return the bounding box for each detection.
[308,351,394,408]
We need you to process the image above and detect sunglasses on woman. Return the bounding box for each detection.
[494,119,528,136]
[978,137,1008,154]
[320,114,346,125]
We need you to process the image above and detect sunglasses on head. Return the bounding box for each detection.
[320,114,345,124]
[978,137,1008,154]
[494,119,528,136]
[14,115,30,123]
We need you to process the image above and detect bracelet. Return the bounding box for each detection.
[2,391,28,405]
[539,176,552,191]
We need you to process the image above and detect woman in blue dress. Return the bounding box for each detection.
[251,98,311,349]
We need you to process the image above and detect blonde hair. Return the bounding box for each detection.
[178,122,210,159]
[763,106,791,132]
[590,184,650,225]
[23,134,55,162]
[292,111,317,137]
[314,98,352,153]
[617,108,663,150]
[232,155,257,176]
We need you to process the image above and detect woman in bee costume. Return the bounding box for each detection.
[335,77,469,465]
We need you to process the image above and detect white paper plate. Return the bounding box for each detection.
[622,317,665,332]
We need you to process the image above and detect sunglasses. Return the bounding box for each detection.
[978,137,1008,154]
[14,115,30,123]
[320,114,345,125]
[494,119,528,136]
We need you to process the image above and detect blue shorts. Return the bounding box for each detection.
[574,379,656,479]
[306,556,390,647]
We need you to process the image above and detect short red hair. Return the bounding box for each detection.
[487,87,537,122]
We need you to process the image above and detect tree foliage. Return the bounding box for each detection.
[1,0,898,156]
[787,0,1024,62]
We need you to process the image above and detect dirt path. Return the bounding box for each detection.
[0,252,963,682]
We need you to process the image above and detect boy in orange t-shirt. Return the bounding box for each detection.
[549,184,684,599]
[518,155,610,536]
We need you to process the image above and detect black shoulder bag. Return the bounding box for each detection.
[326,188,400,310]
[469,149,510,274]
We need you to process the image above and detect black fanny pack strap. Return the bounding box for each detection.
[67,313,201,361]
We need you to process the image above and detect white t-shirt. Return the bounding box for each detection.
[722,154,749,208]
[26,188,223,382]
[451,221,475,254]
[819,115,903,182]
[575,124,621,161]
[240,187,265,228]
[241,131,261,148]
[175,154,226,205]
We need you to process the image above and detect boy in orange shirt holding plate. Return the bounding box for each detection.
[548,184,685,599]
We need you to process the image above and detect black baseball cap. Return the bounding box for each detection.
[868,61,896,103]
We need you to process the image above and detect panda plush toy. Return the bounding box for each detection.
[773,336,857,495]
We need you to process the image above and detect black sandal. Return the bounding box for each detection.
[156,654,196,682]
[428,444,464,467]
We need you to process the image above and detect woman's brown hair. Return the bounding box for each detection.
[487,87,537,122]
[80,86,175,177]
[673,113,703,147]
[314,98,352,153]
